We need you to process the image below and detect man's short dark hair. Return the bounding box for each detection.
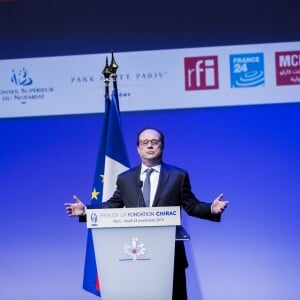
[136,127,165,149]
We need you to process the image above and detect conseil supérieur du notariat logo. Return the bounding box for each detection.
[11,68,33,86]
[1,67,55,105]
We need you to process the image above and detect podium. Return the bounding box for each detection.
[86,206,182,300]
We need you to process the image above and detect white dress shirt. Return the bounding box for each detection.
[140,164,161,207]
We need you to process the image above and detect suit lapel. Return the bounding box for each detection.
[133,165,145,206]
[152,164,169,207]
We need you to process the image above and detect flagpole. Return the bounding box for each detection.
[109,51,121,111]
[102,56,111,97]
[110,51,118,90]
[83,51,129,297]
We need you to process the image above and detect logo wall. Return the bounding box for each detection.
[0,41,299,118]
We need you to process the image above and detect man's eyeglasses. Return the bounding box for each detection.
[139,139,161,146]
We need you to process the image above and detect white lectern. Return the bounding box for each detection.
[86,206,181,300]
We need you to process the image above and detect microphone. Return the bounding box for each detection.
[137,181,143,207]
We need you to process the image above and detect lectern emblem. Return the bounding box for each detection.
[90,212,98,226]
[120,237,150,261]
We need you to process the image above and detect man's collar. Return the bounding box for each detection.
[141,164,161,173]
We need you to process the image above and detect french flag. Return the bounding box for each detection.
[83,88,130,296]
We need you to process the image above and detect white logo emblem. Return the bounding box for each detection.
[124,237,146,260]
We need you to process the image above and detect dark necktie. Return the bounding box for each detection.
[143,168,154,207]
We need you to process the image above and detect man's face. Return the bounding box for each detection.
[137,129,163,166]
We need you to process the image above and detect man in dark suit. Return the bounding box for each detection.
[65,127,229,300]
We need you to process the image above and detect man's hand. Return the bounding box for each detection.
[211,193,229,214]
[64,195,85,216]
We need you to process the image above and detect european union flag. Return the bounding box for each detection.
[82,88,130,296]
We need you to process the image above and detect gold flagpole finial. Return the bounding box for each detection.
[110,51,118,89]
[102,56,111,96]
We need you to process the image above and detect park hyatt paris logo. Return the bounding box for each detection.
[184,56,219,90]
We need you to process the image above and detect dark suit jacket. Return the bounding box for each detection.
[98,162,220,222]
[84,162,221,270]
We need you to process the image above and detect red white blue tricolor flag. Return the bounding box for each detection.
[82,88,130,296]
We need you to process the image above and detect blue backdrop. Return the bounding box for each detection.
[1,103,300,300]
[0,0,300,299]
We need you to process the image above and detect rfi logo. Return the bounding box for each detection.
[184,56,219,90]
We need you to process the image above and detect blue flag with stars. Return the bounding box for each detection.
[82,88,130,296]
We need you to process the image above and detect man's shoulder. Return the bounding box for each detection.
[118,165,140,177]
[162,163,188,175]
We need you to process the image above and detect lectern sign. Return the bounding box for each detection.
[86,206,181,228]
[87,206,180,300]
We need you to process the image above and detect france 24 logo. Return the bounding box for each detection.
[230,53,265,88]
[184,56,219,90]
